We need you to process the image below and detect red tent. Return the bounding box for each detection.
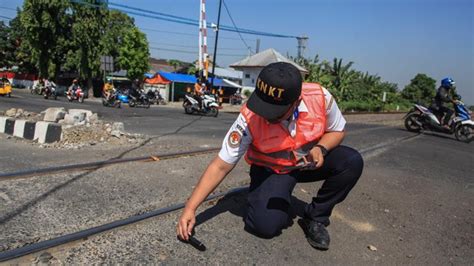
[144,74,170,85]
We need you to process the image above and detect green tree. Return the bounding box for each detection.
[20,0,70,78]
[323,58,356,101]
[402,73,436,104]
[118,27,150,81]
[100,10,134,71]
[168,59,182,72]
[0,21,13,68]
[71,0,108,93]
[9,14,37,74]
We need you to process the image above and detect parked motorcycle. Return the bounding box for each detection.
[66,87,85,103]
[147,90,167,105]
[128,88,150,108]
[183,93,219,117]
[404,98,473,143]
[102,89,121,108]
[43,83,57,100]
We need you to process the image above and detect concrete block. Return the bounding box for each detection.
[24,121,36,140]
[63,113,86,125]
[69,109,93,119]
[45,123,62,143]
[0,116,8,133]
[13,119,27,138]
[34,121,62,143]
[43,107,66,122]
[4,118,15,135]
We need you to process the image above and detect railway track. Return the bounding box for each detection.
[0,132,420,262]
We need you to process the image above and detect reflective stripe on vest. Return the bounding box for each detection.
[241,83,326,174]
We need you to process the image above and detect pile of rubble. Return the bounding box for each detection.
[1,108,43,121]
[41,107,145,149]
[2,107,146,149]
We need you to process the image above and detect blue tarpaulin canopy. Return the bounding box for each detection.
[158,71,228,87]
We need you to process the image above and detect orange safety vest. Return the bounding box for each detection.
[241,83,326,174]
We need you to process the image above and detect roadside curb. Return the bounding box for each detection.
[0,116,61,143]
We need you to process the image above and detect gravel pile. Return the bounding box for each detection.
[1,108,43,122]
[41,122,146,150]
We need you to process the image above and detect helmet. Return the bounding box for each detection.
[441,77,455,89]
[107,78,112,83]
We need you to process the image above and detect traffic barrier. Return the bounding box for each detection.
[0,117,61,143]
[13,119,26,138]
[0,117,15,135]
[34,121,62,144]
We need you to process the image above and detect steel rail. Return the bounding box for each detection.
[0,186,248,262]
[0,147,221,180]
[0,133,421,261]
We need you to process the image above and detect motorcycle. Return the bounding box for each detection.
[404,99,473,143]
[30,82,43,95]
[147,90,167,105]
[43,83,57,100]
[183,93,219,117]
[102,89,121,108]
[128,88,150,108]
[66,87,85,103]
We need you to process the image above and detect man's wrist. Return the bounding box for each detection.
[315,144,328,157]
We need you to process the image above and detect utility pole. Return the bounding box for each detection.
[198,0,209,82]
[210,0,222,89]
[255,38,260,54]
[296,35,309,59]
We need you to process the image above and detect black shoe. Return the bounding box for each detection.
[299,218,330,250]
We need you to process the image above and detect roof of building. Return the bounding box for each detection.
[230,48,307,73]
[157,71,239,88]
[212,67,243,80]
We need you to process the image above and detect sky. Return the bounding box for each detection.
[1,0,473,104]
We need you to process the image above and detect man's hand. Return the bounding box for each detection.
[307,146,325,169]
[177,207,196,241]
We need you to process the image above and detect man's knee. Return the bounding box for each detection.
[244,198,291,238]
[335,146,364,183]
[244,213,288,238]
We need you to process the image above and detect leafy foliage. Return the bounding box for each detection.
[295,54,415,112]
[1,1,149,94]
[401,73,436,105]
[118,27,150,81]
[20,0,70,78]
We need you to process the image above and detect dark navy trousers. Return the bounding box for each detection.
[244,145,363,238]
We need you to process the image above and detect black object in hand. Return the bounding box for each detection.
[177,235,206,251]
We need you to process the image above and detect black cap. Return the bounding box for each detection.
[246,62,302,120]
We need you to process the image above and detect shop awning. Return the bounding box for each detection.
[144,74,170,85]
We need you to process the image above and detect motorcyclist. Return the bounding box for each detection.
[193,82,205,109]
[103,78,115,101]
[44,78,56,96]
[68,79,80,97]
[432,77,457,128]
[36,78,45,95]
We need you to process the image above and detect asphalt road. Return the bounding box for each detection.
[0,88,237,137]
[0,89,473,264]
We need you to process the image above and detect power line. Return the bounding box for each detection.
[0,7,16,11]
[141,27,255,41]
[0,15,13,20]
[70,0,297,38]
[148,41,247,51]
[222,0,253,54]
[149,46,245,57]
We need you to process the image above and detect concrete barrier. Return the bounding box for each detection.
[34,121,62,143]
[2,118,15,135]
[0,118,62,144]
[13,119,27,138]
